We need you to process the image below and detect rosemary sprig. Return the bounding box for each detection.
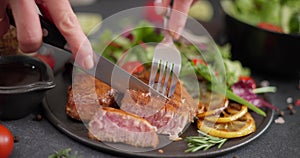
[185,130,227,153]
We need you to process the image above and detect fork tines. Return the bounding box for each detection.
[149,58,180,97]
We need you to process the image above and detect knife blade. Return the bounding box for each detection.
[7,9,167,100]
[80,52,166,97]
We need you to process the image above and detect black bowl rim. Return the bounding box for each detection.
[220,1,300,38]
[225,13,300,39]
[0,55,56,94]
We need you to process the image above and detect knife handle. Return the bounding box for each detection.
[6,8,69,52]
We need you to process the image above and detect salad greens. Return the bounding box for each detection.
[231,80,278,111]
[92,21,163,63]
[253,86,277,94]
[91,20,266,116]
[191,56,266,116]
[221,0,300,34]
[218,44,250,87]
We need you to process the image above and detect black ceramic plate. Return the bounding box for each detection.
[42,69,274,158]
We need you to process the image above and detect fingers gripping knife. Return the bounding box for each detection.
[6,8,168,102]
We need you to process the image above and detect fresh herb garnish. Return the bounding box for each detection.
[48,148,81,158]
[185,130,227,152]
[253,86,277,94]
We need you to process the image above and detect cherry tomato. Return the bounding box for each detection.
[34,53,55,69]
[192,58,207,66]
[121,61,144,74]
[0,124,14,158]
[238,76,256,89]
[257,22,283,33]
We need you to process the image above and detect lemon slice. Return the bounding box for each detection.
[197,92,228,118]
[199,103,248,123]
[76,12,102,35]
[197,112,256,138]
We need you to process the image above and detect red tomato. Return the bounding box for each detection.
[121,61,144,74]
[257,22,283,33]
[238,76,256,89]
[0,124,14,158]
[295,99,300,106]
[34,53,55,69]
[192,58,207,66]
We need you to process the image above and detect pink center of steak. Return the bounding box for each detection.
[144,107,172,129]
[88,107,159,148]
[105,111,154,132]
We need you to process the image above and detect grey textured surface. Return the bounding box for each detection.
[2,0,300,158]
[3,73,300,158]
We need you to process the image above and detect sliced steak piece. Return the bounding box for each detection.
[88,107,159,148]
[121,72,197,139]
[119,90,167,117]
[66,73,117,121]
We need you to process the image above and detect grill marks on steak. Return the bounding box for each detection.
[66,74,116,121]
[88,107,159,148]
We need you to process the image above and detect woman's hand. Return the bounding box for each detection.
[154,0,193,40]
[0,0,94,69]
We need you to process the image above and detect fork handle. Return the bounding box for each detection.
[163,0,173,28]
[162,1,174,43]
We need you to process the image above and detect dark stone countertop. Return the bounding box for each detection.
[4,71,300,158]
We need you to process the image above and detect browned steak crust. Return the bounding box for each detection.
[66,73,117,121]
